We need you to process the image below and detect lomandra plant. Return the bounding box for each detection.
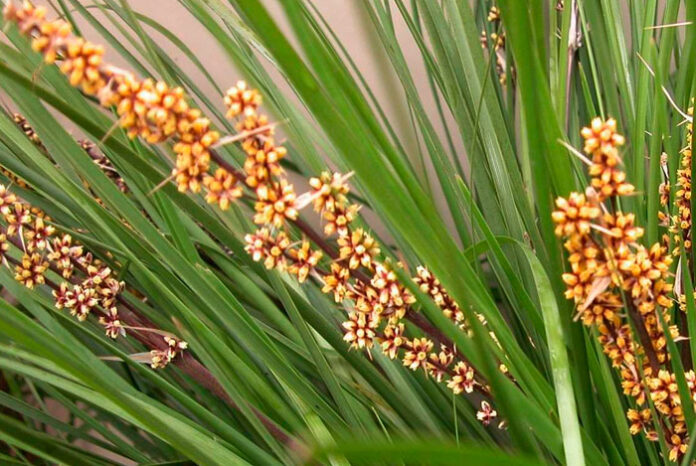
[1,0,696,465]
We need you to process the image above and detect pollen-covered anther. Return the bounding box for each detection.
[4,202,32,237]
[24,215,55,251]
[48,234,83,278]
[602,212,644,244]
[477,401,498,426]
[244,141,286,188]
[65,284,98,321]
[427,345,454,382]
[322,203,359,237]
[448,361,476,394]
[99,307,125,339]
[59,37,106,94]
[150,336,188,369]
[307,171,351,213]
[627,408,653,436]
[370,262,415,318]
[414,266,465,323]
[379,323,405,359]
[0,185,18,215]
[580,117,625,156]
[97,277,124,309]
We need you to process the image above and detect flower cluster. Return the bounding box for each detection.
[233,85,501,428]
[0,181,186,369]
[5,4,502,426]
[480,5,509,86]
[553,118,688,461]
[414,266,465,326]
[668,106,694,256]
[150,336,189,369]
[4,2,224,197]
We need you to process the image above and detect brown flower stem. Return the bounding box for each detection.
[109,304,305,455]
[626,302,660,374]
[679,231,694,370]
[681,314,692,371]
[208,149,240,180]
[406,309,455,351]
[291,217,338,259]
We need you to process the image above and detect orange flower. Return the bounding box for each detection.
[337,228,379,270]
[551,192,600,237]
[224,81,262,118]
[254,180,298,227]
[288,240,322,283]
[203,168,243,210]
[342,312,378,350]
[14,253,47,289]
[402,337,433,371]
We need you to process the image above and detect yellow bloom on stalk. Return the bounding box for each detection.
[4,2,222,196]
[14,252,47,289]
[553,117,691,459]
[288,240,322,283]
[203,168,243,210]
[337,228,379,270]
[224,81,262,118]
[217,77,498,415]
[253,180,298,227]
[402,337,433,371]
[342,312,378,350]
[671,105,694,255]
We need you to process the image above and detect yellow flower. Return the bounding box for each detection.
[224,81,262,118]
[14,253,48,289]
[337,228,379,270]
